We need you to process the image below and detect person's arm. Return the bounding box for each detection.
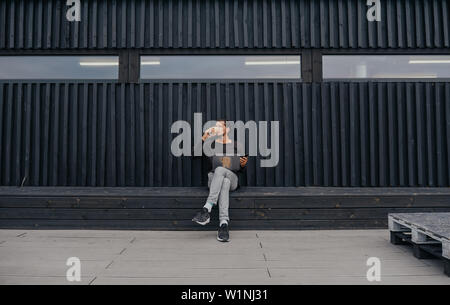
[240,156,248,168]
[235,156,248,176]
[236,141,248,172]
[192,127,217,157]
[202,129,212,142]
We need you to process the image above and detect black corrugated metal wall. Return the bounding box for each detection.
[1,82,449,187]
[0,0,449,49]
[0,0,449,188]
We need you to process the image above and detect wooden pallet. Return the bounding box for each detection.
[389,213,450,277]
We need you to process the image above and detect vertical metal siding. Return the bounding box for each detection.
[1,81,449,187]
[0,0,449,49]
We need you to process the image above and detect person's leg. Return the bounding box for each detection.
[207,172,214,188]
[217,174,238,225]
[217,178,231,225]
[191,172,215,225]
[203,167,233,212]
[216,171,238,242]
[193,167,236,226]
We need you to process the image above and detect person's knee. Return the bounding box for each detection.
[222,177,231,188]
[214,166,227,175]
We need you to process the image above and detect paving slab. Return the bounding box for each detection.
[0,259,111,277]
[269,264,442,278]
[1,229,449,285]
[91,276,275,285]
[0,275,95,285]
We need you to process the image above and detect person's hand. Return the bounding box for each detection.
[240,156,248,167]
[202,127,217,141]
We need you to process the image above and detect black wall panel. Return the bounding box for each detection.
[1,82,449,187]
[0,0,449,50]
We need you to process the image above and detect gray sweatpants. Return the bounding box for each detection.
[206,167,239,223]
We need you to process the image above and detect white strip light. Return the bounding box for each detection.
[141,61,161,65]
[409,60,450,64]
[245,60,300,65]
[79,61,160,66]
[79,62,118,66]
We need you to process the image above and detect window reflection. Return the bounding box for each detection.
[323,55,450,79]
[0,56,119,80]
[140,55,301,79]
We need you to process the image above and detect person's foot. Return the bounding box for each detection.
[217,223,230,242]
[192,208,210,225]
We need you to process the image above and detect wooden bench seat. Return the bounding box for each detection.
[1,187,450,230]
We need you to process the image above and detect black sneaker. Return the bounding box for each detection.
[192,208,210,226]
[217,223,230,242]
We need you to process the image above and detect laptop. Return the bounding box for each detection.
[211,155,242,172]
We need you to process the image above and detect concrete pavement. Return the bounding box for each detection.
[0,229,449,285]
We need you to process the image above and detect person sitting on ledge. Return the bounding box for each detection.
[191,119,248,242]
